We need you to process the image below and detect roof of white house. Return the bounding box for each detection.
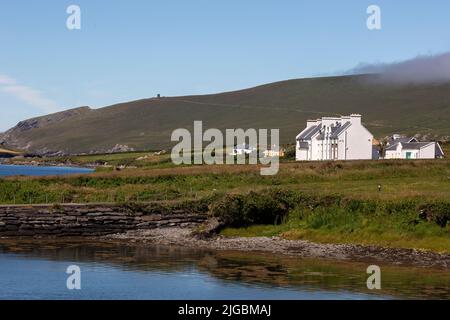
[387,135,418,145]
[297,120,352,141]
[318,121,352,140]
[297,126,321,140]
[386,142,434,151]
[297,114,373,144]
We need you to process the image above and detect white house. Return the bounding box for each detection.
[296,114,373,161]
[384,135,444,159]
[230,143,257,156]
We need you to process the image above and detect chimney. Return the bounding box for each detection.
[350,114,361,125]
[306,119,318,128]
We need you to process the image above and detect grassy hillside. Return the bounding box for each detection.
[1,74,450,154]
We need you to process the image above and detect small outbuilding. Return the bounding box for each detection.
[384,135,444,159]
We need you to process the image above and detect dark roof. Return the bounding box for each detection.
[385,143,399,151]
[388,136,417,145]
[331,122,351,139]
[317,122,351,140]
[401,142,433,150]
[297,125,320,140]
[386,141,435,152]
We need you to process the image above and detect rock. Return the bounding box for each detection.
[0,203,207,237]
[193,217,225,239]
[107,144,135,153]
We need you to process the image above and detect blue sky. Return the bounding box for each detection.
[1,0,450,131]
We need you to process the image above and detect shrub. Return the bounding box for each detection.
[211,189,291,227]
[418,202,450,227]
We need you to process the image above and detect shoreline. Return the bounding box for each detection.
[104,227,450,269]
[0,161,95,170]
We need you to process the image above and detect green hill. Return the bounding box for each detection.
[1,74,449,155]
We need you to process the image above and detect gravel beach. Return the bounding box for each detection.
[105,227,450,269]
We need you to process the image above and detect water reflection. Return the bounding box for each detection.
[0,239,448,300]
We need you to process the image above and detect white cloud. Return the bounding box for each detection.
[349,52,450,84]
[0,73,59,113]
[0,74,17,85]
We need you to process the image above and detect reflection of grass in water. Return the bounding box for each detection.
[201,251,450,299]
[0,240,448,299]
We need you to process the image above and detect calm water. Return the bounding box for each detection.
[0,240,448,300]
[0,164,94,177]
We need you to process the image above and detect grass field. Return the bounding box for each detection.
[1,152,449,252]
[2,158,450,202]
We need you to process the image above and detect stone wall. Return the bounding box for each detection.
[0,203,208,237]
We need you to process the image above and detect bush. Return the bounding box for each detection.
[418,202,450,227]
[211,189,291,227]
[283,145,296,160]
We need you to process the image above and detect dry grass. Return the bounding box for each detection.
[4,159,450,202]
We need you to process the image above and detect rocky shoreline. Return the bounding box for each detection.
[104,227,450,269]
[0,204,208,237]
[1,203,448,269]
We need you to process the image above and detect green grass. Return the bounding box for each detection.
[214,188,450,253]
[221,205,450,253]
[1,159,449,203]
[442,142,450,156]
[1,159,449,252]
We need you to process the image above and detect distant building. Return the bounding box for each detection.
[384,134,444,159]
[262,145,285,158]
[296,114,373,161]
[230,143,257,156]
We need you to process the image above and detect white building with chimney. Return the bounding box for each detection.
[296,114,373,161]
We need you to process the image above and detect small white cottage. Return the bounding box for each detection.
[230,143,257,156]
[384,135,444,159]
[296,114,373,161]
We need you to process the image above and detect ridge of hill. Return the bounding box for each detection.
[1,75,449,155]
